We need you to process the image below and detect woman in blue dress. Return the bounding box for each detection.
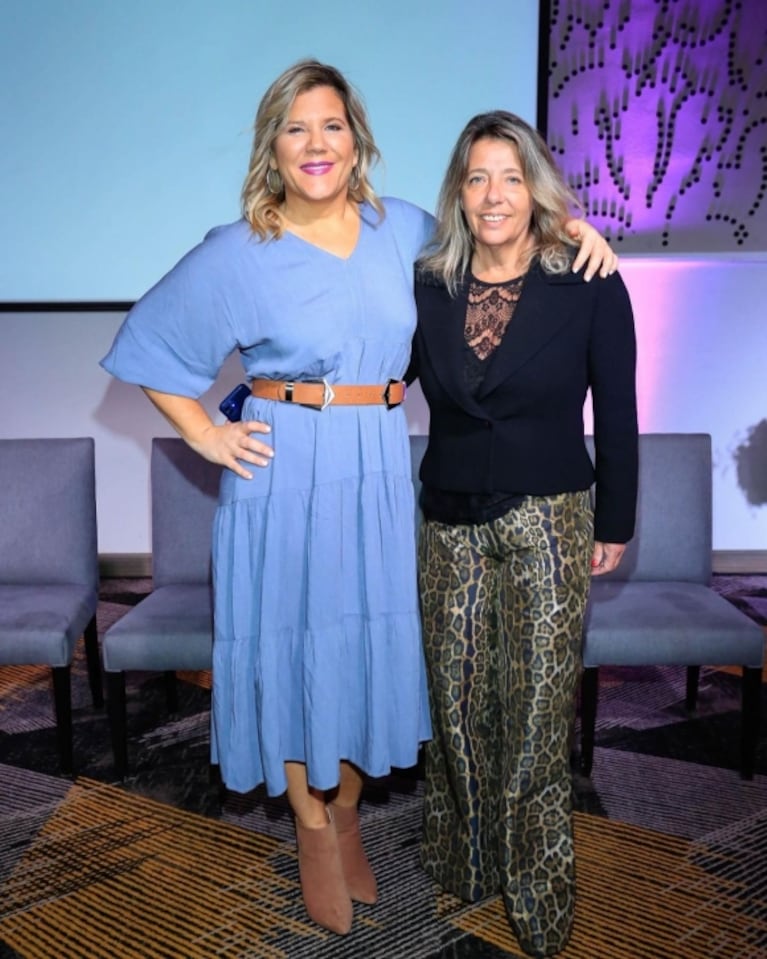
[101,59,616,935]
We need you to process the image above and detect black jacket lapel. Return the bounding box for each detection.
[478,264,583,399]
[417,279,487,418]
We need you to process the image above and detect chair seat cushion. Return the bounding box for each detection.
[0,584,97,666]
[102,584,213,672]
[583,581,765,668]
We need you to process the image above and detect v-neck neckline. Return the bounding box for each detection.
[281,203,365,262]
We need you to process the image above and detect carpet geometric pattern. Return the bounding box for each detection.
[0,576,766,958]
[1,776,765,959]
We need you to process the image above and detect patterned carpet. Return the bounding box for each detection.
[0,576,766,958]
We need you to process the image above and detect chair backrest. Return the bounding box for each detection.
[150,438,222,587]
[410,432,712,585]
[0,437,98,588]
[586,433,712,584]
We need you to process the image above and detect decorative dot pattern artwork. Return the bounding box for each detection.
[546,0,767,252]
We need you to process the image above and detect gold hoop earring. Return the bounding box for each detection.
[348,166,361,192]
[266,168,283,195]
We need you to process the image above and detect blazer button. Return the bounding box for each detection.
[484,420,492,429]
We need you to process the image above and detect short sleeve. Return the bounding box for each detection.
[381,197,435,264]
[100,223,247,397]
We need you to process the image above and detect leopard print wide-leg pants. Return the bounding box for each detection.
[418,490,593,958]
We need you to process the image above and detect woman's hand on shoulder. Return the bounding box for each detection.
[590,541,626,576]
[193,420,273,480]
[565,219,618,281]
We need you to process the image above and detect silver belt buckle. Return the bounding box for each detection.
[305,378,335,411]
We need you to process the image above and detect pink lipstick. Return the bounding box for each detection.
[300,162,334,175]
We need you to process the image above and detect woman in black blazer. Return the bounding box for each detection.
[409,111,637,958]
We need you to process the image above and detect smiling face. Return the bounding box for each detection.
[460,136,535,259]
[271,85,359,214]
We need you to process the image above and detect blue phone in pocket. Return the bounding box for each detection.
[219,383,250,422]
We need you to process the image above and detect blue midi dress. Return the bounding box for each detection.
[101,198,434,795]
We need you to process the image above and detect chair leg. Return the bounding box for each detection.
[685,665,700,712]
[741,665,762,781]
[580,667,599,776]
[83,615,104,709]
[164,670,179,712]
[209,763,228,807]
[106,671,129,780]
[52,665,74,775]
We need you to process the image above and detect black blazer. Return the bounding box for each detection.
[409,262,638,543]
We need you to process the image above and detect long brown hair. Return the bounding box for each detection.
[418,110,582,294]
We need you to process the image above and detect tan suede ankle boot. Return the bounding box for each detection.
[295,815,353,934]
[330,802,378,904]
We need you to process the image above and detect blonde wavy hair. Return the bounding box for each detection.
[418,111,583,295]
[241,60,383,239]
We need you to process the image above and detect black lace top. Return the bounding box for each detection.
[420,274,528,526]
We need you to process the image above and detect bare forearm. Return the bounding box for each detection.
[143,388,214,448]
[142,386,274,479]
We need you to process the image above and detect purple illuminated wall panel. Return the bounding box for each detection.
[546,0,767,251]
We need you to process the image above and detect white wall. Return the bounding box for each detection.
[2,254,766,564]
[615,256,767,561]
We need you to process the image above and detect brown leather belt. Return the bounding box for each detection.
[250,377,405,411]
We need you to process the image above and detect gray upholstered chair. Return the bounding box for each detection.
[102,437,220,778]
[581,433,764,780]
[0,437,102,773]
